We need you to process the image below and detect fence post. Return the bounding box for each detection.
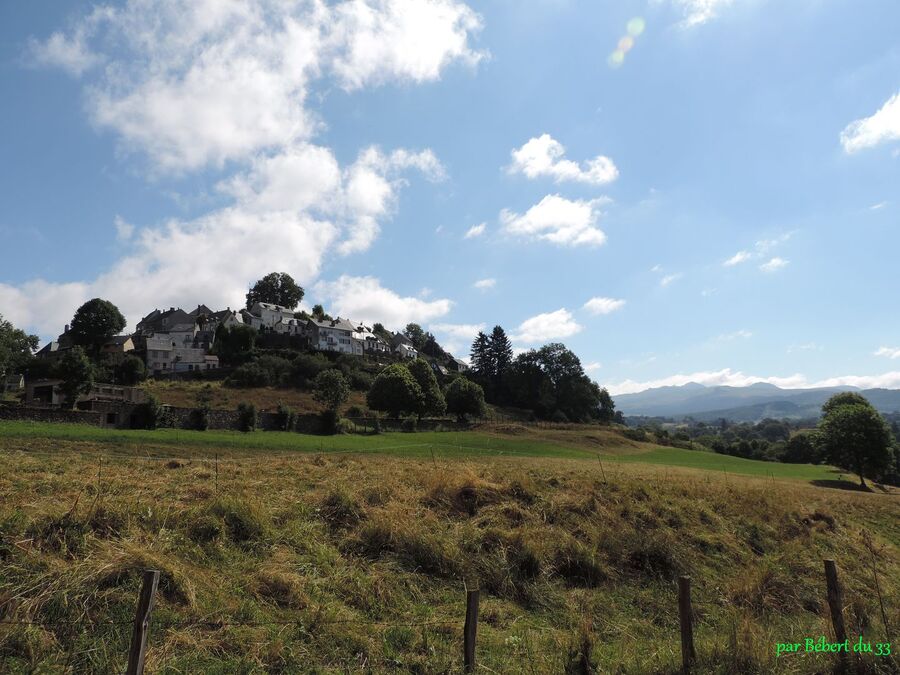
[824,560,847,646]
[464,586,480,672]
[215,453,219,495]
[678,575,696,672]
[126,569,160,675]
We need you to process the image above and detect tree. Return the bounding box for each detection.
[489,325,513,382]
[311,304,331,321]
[55,346,94,408]
[366,364,424,418]
[818,394,893,487]
[213,324,256,364]
[444,378,486,422]
[469,332,490,376]
[0,314,39,376]
[245,272,304,310]
[407,359,446,417]
[117,355,147,385]
[782,432,822,464]
[821,391,872,417]
[403,323,428,350]
[597,388,616,424]
[69,299,126,354]
[313,369,351,413]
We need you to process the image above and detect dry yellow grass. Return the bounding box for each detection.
[0,436,897,673]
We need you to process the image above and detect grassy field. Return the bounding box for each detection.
[0,423,897,673]
[0,420,850,483]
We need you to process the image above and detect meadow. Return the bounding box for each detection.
[0,421,897,673]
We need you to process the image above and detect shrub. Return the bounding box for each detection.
[320,409,338,435]
[292,352,330,385]
[346,405,365,418]
[551,409,570,423]
[189,407,209,431]
[236,402,258,432]
[335,418,354,434]
[622,428,648,442]
[226,362,271,388]
[401,415,418,432]
[349,369,373,391]
[275,403,296,432]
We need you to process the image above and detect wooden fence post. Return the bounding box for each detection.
[824,560,847,645]
[126,569,160,675]
[678,575,696,672]
[464,587,480,673]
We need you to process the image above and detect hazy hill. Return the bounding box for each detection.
[615,382,900,421]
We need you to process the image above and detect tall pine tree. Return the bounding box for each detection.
[470,332,490,375]
[489,325,513,403]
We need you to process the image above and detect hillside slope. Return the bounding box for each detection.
[1,436,897,673]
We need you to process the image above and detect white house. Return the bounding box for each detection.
[307,317,356,353]
[391,333,418,359]
[249,302,296,329]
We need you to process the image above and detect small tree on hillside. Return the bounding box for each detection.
[366,364,424,418]
[245,272,304,310]
[69,298,126,354]
[314,369,350,434]
[469,331,490,376]
[597,388,616,425]
[213,324,257,364]
[0,314,39,376]
[403,323,428,350]
[445,378,486,422]
[818,394,893,487]
[407,359,446,418]
[56,346,94,408]
[117,355,146,385]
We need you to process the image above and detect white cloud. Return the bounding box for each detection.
[650,264,662,273]
[328,0,485,90]
[870,201,888,211]
[760,257,789,273]
[430,322,485,340]
[510,308,582,345]
[31,0,482,172]
[874,347,900,360]
[473,278,496,290]
[508,134,618,185]
[500,194,609,247]
[583,297,625,315]
[660,273,682,287]
[665,0,735,28]
[114,215,135,241]
[840,92,900,153]
[723,250,751,267]
[314,275,452,329]
[585,362,602,372]
[788,342,823,353]
[755,232,793,254]
[14,0,478,339]
[713,329,752,341]
[609,367,900,396]
[464,222,486,239]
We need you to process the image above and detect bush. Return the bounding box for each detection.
[189,407,209,431]
[349,370,373,391]
[346,405,365,418]
[335,418,354,434]
[550,410,569,423]
[401,415,418,432]
[226,363,271,388]
[237,402,257,432]
[622,428,648,442]
[292,352,330,385]
[275,403,296,432]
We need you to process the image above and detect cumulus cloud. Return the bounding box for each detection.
[874,347,900,360]
[723,250,751,267]
[840,92,900,153]
[510,308,582,345]
[760,257,789,273]
[30,0,483,172]
[665,0,736,28]
[473,278,496,290]
[430,322,485,340]
[660,273,682,287]
[13,0,478,338]
[585,362,602,372]
[609,368,900,396]
[314,275,452,329]
[583,297,625,315]
[508,134,618,185]
[464,222,486,239]
[500,195,609,247]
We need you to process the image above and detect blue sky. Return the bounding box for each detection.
[1,0,899,394]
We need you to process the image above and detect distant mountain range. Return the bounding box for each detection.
[615,382,900,422]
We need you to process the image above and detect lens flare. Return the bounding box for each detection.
[627,17,646,37]
[618,36,634,52]
[607,50,625,68]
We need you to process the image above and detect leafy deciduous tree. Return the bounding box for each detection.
[366,364,424,418]
[407,359,446,417]
[818,394,893,487]
[444,378,486,422]
[55,346,94,408]
[69,299,126,353]
[0,314,39,376]
[313,369,351,413]
[245,272,304,310]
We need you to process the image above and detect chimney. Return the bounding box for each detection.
[64,324,69,333]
